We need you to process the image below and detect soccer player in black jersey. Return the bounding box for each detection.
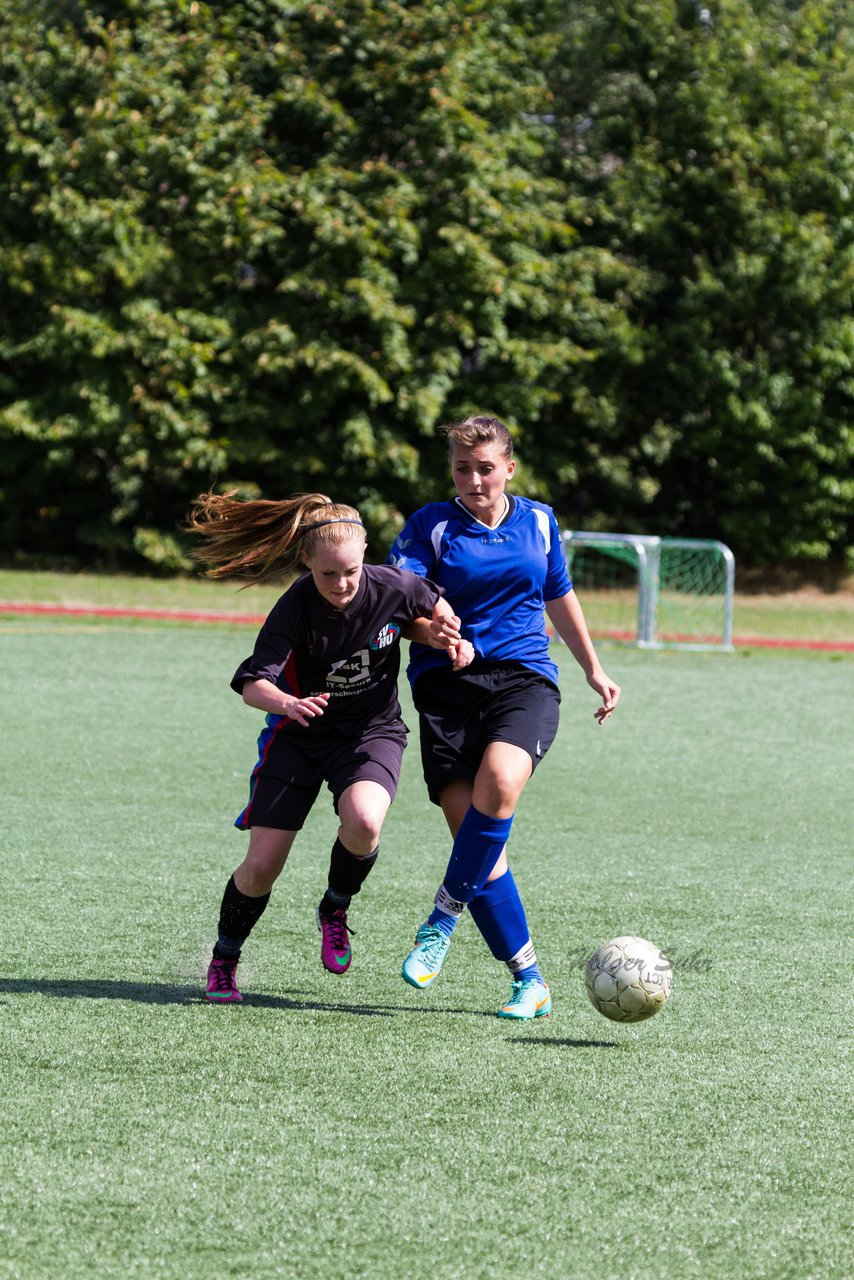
[187,490,470,1002]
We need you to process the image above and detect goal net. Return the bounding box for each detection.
[561,532,735,651]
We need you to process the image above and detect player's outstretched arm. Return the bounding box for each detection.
[545,591,620,724]
[241,677,330,727]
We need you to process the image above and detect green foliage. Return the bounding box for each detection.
[547,0,854,561]
[0,0,850,569]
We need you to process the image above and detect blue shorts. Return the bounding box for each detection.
[235,721,408,832]
[412,661,560,805]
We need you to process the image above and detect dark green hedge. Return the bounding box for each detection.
[1,0,851,570]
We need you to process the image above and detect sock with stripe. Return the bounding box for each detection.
[426,884,468,938]
[468,868,544,983]
[427,806,514,937]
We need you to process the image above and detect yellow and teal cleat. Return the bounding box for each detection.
[401,922,453,989]
[497,978,552,1020]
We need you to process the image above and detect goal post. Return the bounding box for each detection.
[561,531,735,651]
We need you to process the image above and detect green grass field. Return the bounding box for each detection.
[1,602,851,1279]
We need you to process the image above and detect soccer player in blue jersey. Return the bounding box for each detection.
[388,415,621,1019]
[187,490,468,1003]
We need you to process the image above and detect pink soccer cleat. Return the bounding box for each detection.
[205,955,243,1003]
[317,907,354,974]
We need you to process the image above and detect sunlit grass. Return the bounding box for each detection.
[1,629,850,1279]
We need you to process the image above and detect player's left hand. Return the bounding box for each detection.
[428,603,462,652]
[450,638,475,671]
[587,669,621,724]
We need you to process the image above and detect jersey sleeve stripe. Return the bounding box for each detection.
[430,520,448,563]
[533,507,551,553]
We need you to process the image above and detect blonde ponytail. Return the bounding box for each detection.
[186,491,365,580]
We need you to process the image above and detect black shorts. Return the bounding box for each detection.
[235,720,408,832]
[412,661,561,805]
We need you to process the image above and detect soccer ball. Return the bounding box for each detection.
[585,935,672,1023]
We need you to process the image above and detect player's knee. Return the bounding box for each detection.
[475,771,525,817]
[242,851,282,886]
[242,831,291,887]
[475,746,531,817]
[340,811,382,850]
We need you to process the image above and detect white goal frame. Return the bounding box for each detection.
[561,531,736,651]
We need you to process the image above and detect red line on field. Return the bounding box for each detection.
[0,600,266,624]
[1,601,852,650]
[731,635,854,652]
[589,629,636,643]
[581,624,854,653]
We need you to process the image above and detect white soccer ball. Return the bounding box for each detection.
[585,935,672,1023]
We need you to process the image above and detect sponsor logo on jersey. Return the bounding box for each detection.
[327,650,372,684]
[369,622,400,651]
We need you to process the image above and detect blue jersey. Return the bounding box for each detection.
[387,495,572,688]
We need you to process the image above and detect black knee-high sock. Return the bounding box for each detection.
[213,874,271,958]
[319,838,378,912]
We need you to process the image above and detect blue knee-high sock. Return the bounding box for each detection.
[468,868,543,983]
[427,806,513,937]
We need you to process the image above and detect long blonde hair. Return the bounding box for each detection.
[186,491,366,580]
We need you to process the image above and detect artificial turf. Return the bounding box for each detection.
[1,622,850,1279]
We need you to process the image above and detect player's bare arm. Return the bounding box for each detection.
[402,601,474,670]
[545,591,621,724]
[241,677,330,726]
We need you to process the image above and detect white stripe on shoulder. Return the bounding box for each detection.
[533,507,551,553]
[430,520,448,561]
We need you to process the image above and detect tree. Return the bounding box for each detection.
[1,0,628,566]
[0,0,850,571]
[546,0,854,563]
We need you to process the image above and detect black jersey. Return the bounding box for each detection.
[230,564,443,736]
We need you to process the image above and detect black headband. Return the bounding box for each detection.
[301,517,365,533]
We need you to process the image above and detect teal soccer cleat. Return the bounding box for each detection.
[401,922,453,989]
[497,978,552,1020]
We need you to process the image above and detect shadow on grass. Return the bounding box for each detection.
[509,1035,620,1049]
[0,977,394,1017]
[1,978,506,1020]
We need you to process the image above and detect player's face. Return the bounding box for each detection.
[306,539,366,609]
[451,443,516,525]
